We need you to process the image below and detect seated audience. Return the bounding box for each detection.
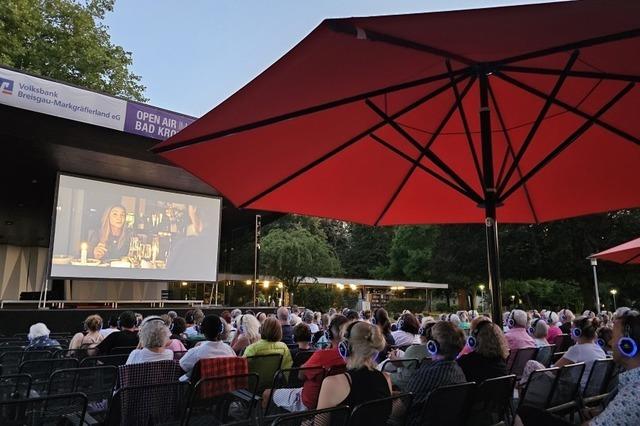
[391,313,421,347]
[554,316,606,390]
[170,317,187,341]
[442,313,462,329]
[243,317,293,370]
[596,326,613,355]
[161,316,186,352]
[126,316,173,364]
[277,307,295,345]
[458,311,471,331]
[266,314,349,412]
[557,308,575,335]
[70,314,104,351]
[256,312,267,324]
[543,311,563,344]
[100,316,119,337]
[406,321,467,424]
[96,311,139,355]
[291,323,316,366]
[230,313,261,354]
[373,308,396,363]
[504,309,536,351]
[529,318,550,347]
[317,321,392,422]
[26,323,61,350]
[184,309,204,337]
[457,319,508,383]
[179,314,236,381]
[388,320,435,390]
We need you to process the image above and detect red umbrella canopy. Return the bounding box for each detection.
[591,237,640,265]
[154,0,640,226]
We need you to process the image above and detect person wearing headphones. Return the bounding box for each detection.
[557,308,575,335]
[179,315,236,381]
[554,316,606,390]
[317,321,392,422]
[388,320,436,391]
[504,309,536,352]
[277,307,295,345]
[529,318,551,347]
[290,322,317,366]
[391,313,421,346]
[230,314,261,355]
[96,310,139,355]
[126,316,173,365]
[542,311,563,344]
[243,317,293,370]
[457,318,509,384]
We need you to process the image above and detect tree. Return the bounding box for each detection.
[0,0,146,101]
[342,224,394,279]
[261,226,341,302]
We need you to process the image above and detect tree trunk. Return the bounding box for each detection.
[457,288,468,310]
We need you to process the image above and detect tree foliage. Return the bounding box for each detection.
[0,0,146,100]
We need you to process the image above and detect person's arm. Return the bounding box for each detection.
[232,335,247,353]
[179,347,198,373]
[553,356,574,368]
[316,375,349,410]
[69,333,83,350]
[383,372,393,394]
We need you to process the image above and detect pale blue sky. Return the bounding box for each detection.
[105,0,562,117]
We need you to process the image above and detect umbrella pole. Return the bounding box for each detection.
[479,73,503,325]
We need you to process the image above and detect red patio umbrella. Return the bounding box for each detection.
[154,0,640,323]
[590,237,640,265]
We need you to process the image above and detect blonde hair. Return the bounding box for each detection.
[84,315,103,332]
[343,321,385,370]
[139,317,170,349]
[260,317,283,342]
[238,314,261,343]
[99,205,128,249]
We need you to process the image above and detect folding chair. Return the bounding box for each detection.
[546,362,585,417]
[350,393,414,426]
[270,406,350,426]
[518,367,559,410]
[19,358,79,395]
[0,352,25,375]
[467,375,516,426]
[247,353,283,393]
[106,382,189,426]
[80,354,129,367]
[552,334,574,353]
[263,366,325,416]
[183,373,260,426]
[415,382,476,426]
[173,350,188,361]
[0,392,87,425]
[109,346,137,355]
[0,374,31,401]
[293,350,315,367]
[117,359,183,388]
[580,358,615,410]
[52,348,91,361]
[535,344,556,367]
[507,347,539,379]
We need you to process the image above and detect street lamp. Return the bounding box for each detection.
[610,289,618,310]
[478,284,485,313]
[590,258,601,314]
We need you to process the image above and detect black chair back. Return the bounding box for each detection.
[418,382,476,426]
[583,358,614,398]
[80,354,128,367]
[19,358,79,395]
[508,347,538,378]
[106,382,189,426]
[552,334,574,352]
[548,362,585,412]
[47,366,117,414]
[173,350,188,361]
[0,352,25,375]
[350,393,413,426]
[535,345,556,367]
[183,373,260,425]
[109,346,136,355]
[0,374,31,401]
[0,392,87,425]
[293,350,315,367]
[270,406,350,426]
[519,367,559,409]
[52,348,91,361]
[468,375,516,426]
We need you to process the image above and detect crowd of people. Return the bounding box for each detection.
[21,304,640,425]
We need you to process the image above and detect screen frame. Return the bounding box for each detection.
[47,171,223,283]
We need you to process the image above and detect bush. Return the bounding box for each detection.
[433,302,459,314]
[385,298,426,316]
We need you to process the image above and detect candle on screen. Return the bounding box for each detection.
[80,242,88,264]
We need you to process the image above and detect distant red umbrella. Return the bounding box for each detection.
[590,237,640,265]
[154,0,640,323]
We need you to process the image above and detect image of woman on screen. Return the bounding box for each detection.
[89,205,131,261]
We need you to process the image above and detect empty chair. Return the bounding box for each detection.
[467,375,516,426]
[19,358,78,395]
[0,351,26,375]
[117,359,183,388]
[581,358,615,408]
[106,382,190,426]
[350,393,414,426]
[247,353,283,393]
[547,362,585,415]
[414,382,476,426]
[518,367,559,410]
[22,350,53,362]
[0,392,87,425]
[0,374,31,401]
[183,373,260,425]
[535,345,556,367]
[270,406,351,426]
[508,348,539,379]
[80,354,129,367]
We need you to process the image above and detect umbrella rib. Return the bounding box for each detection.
[495,72,640,147]
[372,76,478,225]
[445,60,484,194]
[365,99,484,203]
[237,74,469,209]
[499,66,640,83]
[496,50,579,196]
[487,81,539,223]
[152,68,469,154]
[622,251,640,265]
[327,20,475,66]
[369,133,481,206]
[499,82,635,203]
[497,27,640,67]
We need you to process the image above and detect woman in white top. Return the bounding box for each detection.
[70,314,104,353]
[554,316,606,389]
[179,315,236,381]
[391,313,421,347]
[126,316,173,365]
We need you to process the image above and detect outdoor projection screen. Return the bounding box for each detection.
[50,174,221,281]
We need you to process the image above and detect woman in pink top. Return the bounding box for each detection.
[544,311,563,344]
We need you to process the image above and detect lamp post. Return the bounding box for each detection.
[590,258,601,314]
[478,284,485,313]
[610,289,618,310]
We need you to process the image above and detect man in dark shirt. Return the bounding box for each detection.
[277,307,294,345]
[96,311,139,355]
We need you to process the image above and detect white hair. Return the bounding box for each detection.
[28,323,50,340]
[512,309,528,327]
[289,313,302,326]
[139,316,170,349]
[230,309,242,318]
